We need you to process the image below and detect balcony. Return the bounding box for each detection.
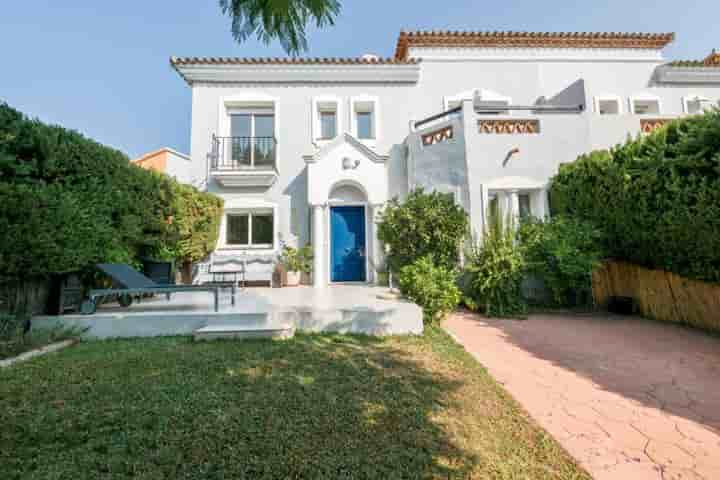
[210,135,278,187]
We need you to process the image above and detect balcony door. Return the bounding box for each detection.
[230,112,275,169]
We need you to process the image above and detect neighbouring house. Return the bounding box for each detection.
[170,30,720,286]
[132,147,193,184]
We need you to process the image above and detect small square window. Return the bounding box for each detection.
[597,99,620,115]
[632,100,660,115]
[519,194,532,219]
[320,110,337,139]
[356,111,374,139]
[685,97,713,115]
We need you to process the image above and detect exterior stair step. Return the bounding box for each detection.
[193,324,295,341]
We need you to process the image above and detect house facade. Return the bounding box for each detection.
[171,31,720,286]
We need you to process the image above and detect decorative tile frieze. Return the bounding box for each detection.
[421,126,454,146]
[640,119,670,133]
[478,119,540,134]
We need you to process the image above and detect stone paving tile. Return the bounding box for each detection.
[444,311,720,479]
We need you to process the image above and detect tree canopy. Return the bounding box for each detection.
[219,0,341,56]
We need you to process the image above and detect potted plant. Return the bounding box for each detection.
[298,245,314,284]
[278,246,303,286]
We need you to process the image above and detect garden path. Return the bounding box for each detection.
[445,311,720,480]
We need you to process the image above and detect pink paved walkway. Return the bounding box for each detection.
[444,311,720,480]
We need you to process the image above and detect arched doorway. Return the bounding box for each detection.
[328,182,368,282]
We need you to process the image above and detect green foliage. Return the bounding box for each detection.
[551,110,720,282]
[397,256,460,323]
[0,102,222,284]
[377,188,469,273]
[278,244,313,273]
[552,110,720,282]
[219,0,341,55]
[518,216,604,306]
[463,214,527,318]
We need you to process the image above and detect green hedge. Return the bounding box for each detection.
[550,110,720,283]
[0,102,222,285]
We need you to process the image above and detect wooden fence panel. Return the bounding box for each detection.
[593,260,720,333]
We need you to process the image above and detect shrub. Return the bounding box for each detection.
[551,110,720,283]
[377,188,468,273]
[278,244,313,273]
[518,216,604,306]
[463,214,527,318]
[0,102,222,291]
[398,256,460,323]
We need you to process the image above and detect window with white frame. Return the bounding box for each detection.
[683,95,713,115]
[312,98,340,142]
[228,109,276,167]
[351,97,378,141]
[518,194,532,219]
[225,210,274,248]
[594,96,621,115]
[630,96,661,115]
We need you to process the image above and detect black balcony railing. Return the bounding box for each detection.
[211,135,277,170]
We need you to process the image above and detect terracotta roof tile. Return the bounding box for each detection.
[667,50,720,68]
[170,56,420,66]
[394,30,675,59]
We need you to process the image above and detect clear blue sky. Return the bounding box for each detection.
[1,0,716,158]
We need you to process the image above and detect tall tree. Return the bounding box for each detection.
[219,0,341,56]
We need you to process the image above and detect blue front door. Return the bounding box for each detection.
[330,206,366,282]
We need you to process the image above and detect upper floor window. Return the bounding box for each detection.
[312,97,341,143]
[630,95,661,115]
[228,110,276,168]
[320,110,337,139]
[683,95,713,115]
[594,96,622,115]
[351,97,378,141]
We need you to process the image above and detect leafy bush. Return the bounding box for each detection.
[463,214,527,318]
[551,110,720,282]
[0,102,222,289]
[518,216,604,306]
[377,188,468,273]
[278,244,313,273]
[398,256,460,323]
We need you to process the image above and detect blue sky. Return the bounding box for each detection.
[1,0,716,158]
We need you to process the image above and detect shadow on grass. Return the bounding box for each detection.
[0,333,476,479]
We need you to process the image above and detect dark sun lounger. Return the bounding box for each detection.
[81,263,234,314]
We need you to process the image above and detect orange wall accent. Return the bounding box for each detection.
[132,150,168,173]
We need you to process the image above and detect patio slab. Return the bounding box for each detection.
[444,310,720,480]
[33,285,423,338]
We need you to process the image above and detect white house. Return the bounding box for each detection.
[171,31,720,286]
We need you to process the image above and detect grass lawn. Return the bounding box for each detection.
[0,327,589,479]
[0,326,79,361]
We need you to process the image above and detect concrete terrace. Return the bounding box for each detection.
[33,285,423,338]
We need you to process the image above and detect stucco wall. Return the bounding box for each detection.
[190,83,416,248]
[185,47,720,259]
